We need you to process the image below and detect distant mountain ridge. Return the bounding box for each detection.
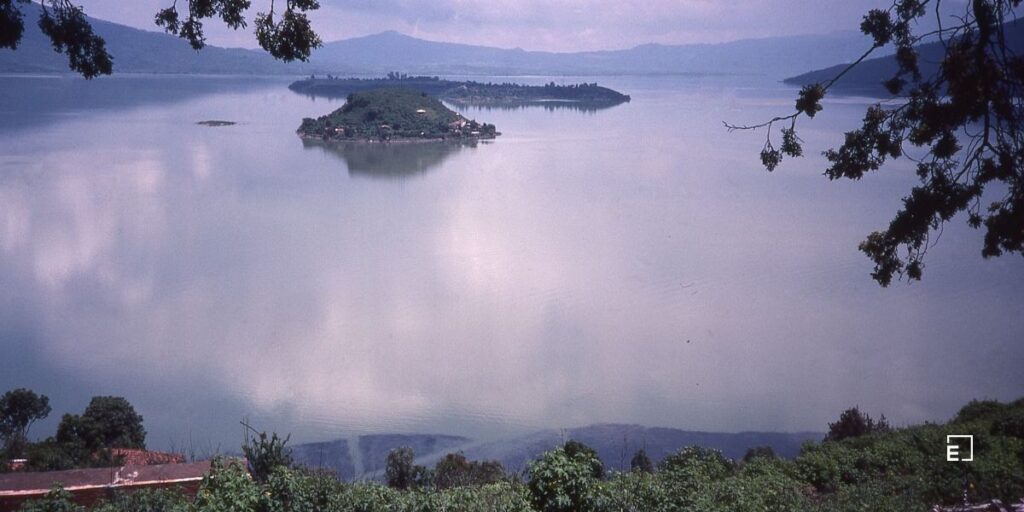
[0,3,307,75]
[785,18,1024,93]
[291,424,822,480]
[1,4,875,78]
[310,30,878,79]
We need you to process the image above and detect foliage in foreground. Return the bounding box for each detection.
[17,397,1024,512]
[731,0,1024,287]
[0,0,321,78]
[1,392,147,472]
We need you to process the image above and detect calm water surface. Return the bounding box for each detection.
[1,75,1021,449]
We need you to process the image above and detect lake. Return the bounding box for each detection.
[1,74,1021,451]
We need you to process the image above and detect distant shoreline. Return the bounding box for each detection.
[289,75,631,106]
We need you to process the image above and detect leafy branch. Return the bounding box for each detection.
[726,0,1024,286]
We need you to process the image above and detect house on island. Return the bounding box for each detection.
[0,450,215,511]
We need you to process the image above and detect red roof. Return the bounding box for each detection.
[110,448,185,466]
[0,460,211,511]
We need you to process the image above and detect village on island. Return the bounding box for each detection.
[297,88,499,143]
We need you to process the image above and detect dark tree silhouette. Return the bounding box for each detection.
[629,448,654,473]
[742,445,776,462]
[0,388,51,457]
[56,396,146,451]
[0,0,321,78]
[242,422,293,483]
[825,406,891,442]
[385,446,429,490]
[433,452,506,489]
[728,0,1024,286]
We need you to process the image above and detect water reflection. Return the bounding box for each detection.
[290,90,627,114]
[1,76,1022,451]
[0,76,287,134]
[301,138,476,179]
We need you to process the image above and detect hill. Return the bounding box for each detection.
[297,88,498,142]
[291,424,821,480]
[254,397,1024,509]
[439,425,819,475]
[310,30,877,79]
[15,397,1022,510]
[784,18,1024,94]
[0,3,309,75]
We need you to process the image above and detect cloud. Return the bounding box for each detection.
[73,0,909,51]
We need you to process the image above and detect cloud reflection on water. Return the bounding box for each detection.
[0,77,1022,449]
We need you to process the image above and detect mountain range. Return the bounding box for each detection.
[1,4,875,79]
[308,30,876,78]
[290,424,822,480]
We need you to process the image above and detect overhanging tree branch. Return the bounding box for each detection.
[726,0,1024,286]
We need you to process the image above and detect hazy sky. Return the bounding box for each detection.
[72,0,971,52]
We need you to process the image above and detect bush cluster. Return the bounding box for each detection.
[16,397,1024,512]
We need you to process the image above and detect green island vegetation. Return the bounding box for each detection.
[289,72,632,107]
[196,121,237,127]
[297,88,498,142]
[4,389,1024,511]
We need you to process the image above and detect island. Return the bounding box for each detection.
[289,73,631,108]
[297,87,498,142]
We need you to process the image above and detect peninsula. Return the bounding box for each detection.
[289,74,631,107]
[297,88,498,142]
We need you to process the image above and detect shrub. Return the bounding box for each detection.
[92,488,190,512]
[193,458,262,512]
[954,400,1006,423]
[815,479,927,512]
[794,441,862,492]
[434,452,506,489]
[654,446,735,509]
[563,440,604,479]
[658,446,735,482]
[692,458,811,512]
[241,426,293,483]
[527,446,604,512]
[385,446,429,490]
[19,485,83,512]
[991,410,1024,439]
[629,449,653,473]
[742,445,776,462]
[601,471,668,511]
[825,407,891,442]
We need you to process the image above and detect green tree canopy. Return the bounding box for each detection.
[563,439,604,479]
[658,445,735,483]
[0,0,322,78]
[729,0,1024,286]
[527,446,604,512]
